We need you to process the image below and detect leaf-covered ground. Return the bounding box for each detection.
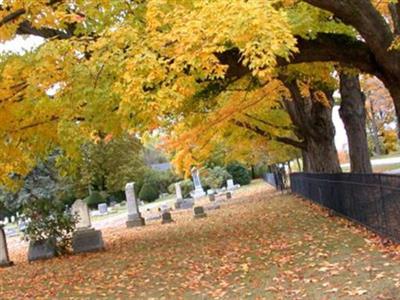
[1,181,400,299]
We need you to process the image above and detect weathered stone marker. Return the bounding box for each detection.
[98,203,108,215]
[161,211,174,224]
[71,199,104,254]
[125,182,145,228]
[190,167,205,198]
[28,238,56,262]
[226,191,232,200]
[227,179,235,191]
[208,193,215,202]
[0,225,13,267]
[193,206,207,219]
[174,182,184,209]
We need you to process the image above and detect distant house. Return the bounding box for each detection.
[150,163,171,171]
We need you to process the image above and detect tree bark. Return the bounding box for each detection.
[283,81,342,173]
[339,73,373,173]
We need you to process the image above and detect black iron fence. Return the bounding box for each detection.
[263,172,287,190]
[290,173,400,242]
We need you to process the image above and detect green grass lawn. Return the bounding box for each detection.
[1,183,400,299]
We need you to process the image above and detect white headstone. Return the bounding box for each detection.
[125,182,139,216]
[98,203,108,215]
[10,216,15,223]
[175,182,183,200]
[125,182,145,227]
[3,217,8,225]
[0,226,12,266]
[71,199,91,229]
[190,167,205,199]
[227,179,235,190]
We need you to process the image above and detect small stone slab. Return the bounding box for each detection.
[72,229,104,254]
[208,194,216,202]
[161,212,174,224]
[126,218,145,227]
[28,239,56,262]
[226,192,232,200]
[193,206,207,219]
[178,200,194,210]
[145,214,162,222]
[204,203,221,211]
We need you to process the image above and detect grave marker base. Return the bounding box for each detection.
[28,239,56,262]
[72,229,104,254]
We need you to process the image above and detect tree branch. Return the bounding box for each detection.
[216,33,382,80]
[232,119,305,149]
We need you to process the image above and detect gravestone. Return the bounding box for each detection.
[174,182,184,209]
[4,217,9,225]
[0,225,13,267]
[10,216,15,223]
[193,206,207,219]
[72,200,91,229]
[190,167,205,199]
[161,211,174,224]
[98,203,108,215]
[125,182,145,228]
[226,191,232,200]
[178,199,194,210]
[28,238,56,262]
[205,203,221,211]
[71,199,104,254]
[160,204,170,212]
[227,179,235,191]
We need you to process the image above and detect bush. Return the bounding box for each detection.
[167,179,194,198]
[202,166,232,189]
[136,169,180,196]
[227,162,251,186]
[22,199,77,255]
[85,191,105,209]
[180,179,194,198]
[253,164,269,179]
[108,190,126,203]
[139,182,159,202]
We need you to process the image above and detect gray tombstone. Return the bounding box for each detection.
[71,199,104,254]
[125,182,145,228]
[161,211,174,224]
[226,191,232,200]
[0,225,13,267]
[98,203,108,215]
[193,206,207,219]
[179,199,195,210]
[28,238,56,262]
[175,182,183,200]
[205,203,221,211]
[71,199,91,230]
[160,204,170,212]
[174,182,184,209]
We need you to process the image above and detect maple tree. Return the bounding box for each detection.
[1,0,400,179]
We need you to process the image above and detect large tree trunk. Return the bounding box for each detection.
[339,73,373,173]
[283,80,342,173]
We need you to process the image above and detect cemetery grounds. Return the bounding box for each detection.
[1,180,400,299]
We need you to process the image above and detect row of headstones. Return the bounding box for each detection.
[0,182,140,266]
[0,178,237,267]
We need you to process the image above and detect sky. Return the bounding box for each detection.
[1,35,349,151]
